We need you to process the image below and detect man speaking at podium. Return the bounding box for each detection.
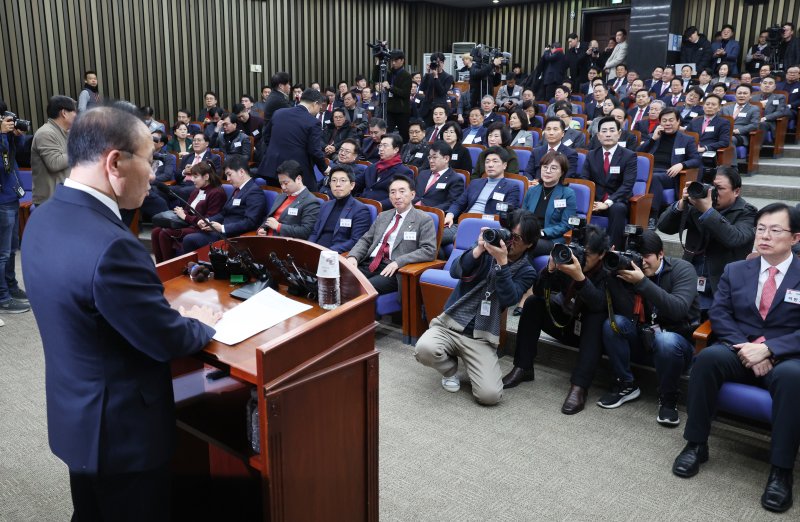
[21,103,220,521]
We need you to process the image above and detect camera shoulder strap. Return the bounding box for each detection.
[677,205,707,256]
[543,277,572,329]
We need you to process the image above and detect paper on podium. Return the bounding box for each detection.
[212,287,313,345]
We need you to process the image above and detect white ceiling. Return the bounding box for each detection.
[403,0,533,8]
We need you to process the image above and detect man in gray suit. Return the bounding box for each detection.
[346,176,437,294]
[721,84,761,148]
[256,160,320,239]
[751,76,792,141]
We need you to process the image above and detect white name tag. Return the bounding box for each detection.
[324,120,331,125]
[233,142,241,148]
[368,106,374,111]
[675,148,686,155]
[339,218,352,228]
[415,152,423,158]
[197,192,207,201]
[785,289,800,304]
[436,182,447,189]
[389,92,394,98]
[610,166,620,174]
[518,137,526,143]
[232,199,241,206]
[773,99,780,105]
[705,126,715,132]
[573,319,582,336]
[252,129,260,136]
[554,198,566,208]
[689,112,698,118]
[793,89,799,94]
[496,203,508,212]
[451,154,458,160]
[474,137,481,142]
[737,112,747,118]
[619,142,627,148]
[482,214,494,221]
[403,231,417,241]
[287,207,298,216]
[697,276,707,292]
[480,300,492,316]
[492,192,505,201]
[414,98,421,103]
[563,139,573,146]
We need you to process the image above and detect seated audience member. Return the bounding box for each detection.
[780,66,800,117]
[579,116,638,249]
[657,166,756,313]
[462,107,488,145]
[322,108,356,160]
[645,66,664,93]
[508,108,535,148]
[586,83,611,119]
[199,90,220,122]
[257,160,320,239]
[607,64,629,95]
[587,107,638,150]
[424,105,449,142]
[360,86,377,113]
[347,176,436,294]
[721,84,760,147]
[401,119,430,171]
[150,161,226,263]
[678,65,696,93]
[410,81,423,119]
[598,230,700,426]
[579,67,601,98]
[175,108,192,128]
[212,113,252,160]
[233,102,265,152]
[637,108,701,222]
[681,26,714,73]
[523,118,578,180]
[588,98,621,137]
[307,165,371,253]
[341,91,368,131]
[521,150,576,257]
[472,122,520,179]
[140,106,165,134]
[672,202,800,514]
[678,87,705,126]
[414,209,539,405]
[619,78,644,109]
[545,85,580,117]
[635,99,665,140]
[182,156,267,252]
[751,76,792,141]
[711,24,740,75]
[202,107,225,143]
[132,131,177,222]
[661,78,686,107]
[320,138,363,197]
[496,74,524,112]
[650,66,674,98]
[356,134,413,210]
[166,123,193,158]
[711,63,738,90]
[505,225,635,415]
[253,86,270,115]
[522,100,540,129]
[413,141,465,212]
[480,95,502,127]
[441,147,521,251]
[695,69,713,97]
[176,134,222,201]
[440,121,473,173]
[360,118,387,163]
[710,82,729,103]
[686,94,730,153]
[240,94,255,113]
[553,101,581,131]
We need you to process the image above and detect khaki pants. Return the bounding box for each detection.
[414,317,503,405]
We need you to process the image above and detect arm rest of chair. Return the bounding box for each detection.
[628,193,653,228]
[399,260,447,277]
[716,146,735,167]
[693,319,712,354]
[164,180,176,186]
[679,167,699,188]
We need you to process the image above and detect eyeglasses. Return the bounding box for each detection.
[330,178,351,185]
[755,226,792,236]
[510,233,523,243]
[541,165,562,173]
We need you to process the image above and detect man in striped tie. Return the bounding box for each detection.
[673,202,800,514]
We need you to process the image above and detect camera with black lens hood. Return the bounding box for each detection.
[2,112,30,133]
[686,180,718,207]
[551,216,587,265]
[481,207,515,247]
[603,224,644,272]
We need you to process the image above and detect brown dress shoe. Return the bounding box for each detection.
[561,384,587,414]
[502,367,534,389]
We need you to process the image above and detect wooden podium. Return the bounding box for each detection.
[158,237,378,521]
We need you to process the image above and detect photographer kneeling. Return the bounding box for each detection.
[504,225,634,415]
[598,230,700,427]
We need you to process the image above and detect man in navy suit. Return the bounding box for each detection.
[673,202,800,514]
[578,116,637,249]
[308,164,371,253]
[356,134,414,210]
[21,104,220,520]
[258,88,330,191]
[660,78,686,108]
[686,94,731,153]
[183,155,267,252]
[413,141,465,212]
[523,118,578,180]
[360,118,387,163]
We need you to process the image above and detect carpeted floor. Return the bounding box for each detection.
[0,258,794,521]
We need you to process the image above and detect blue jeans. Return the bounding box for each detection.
[602,315,694,396]
[0,201,20,303]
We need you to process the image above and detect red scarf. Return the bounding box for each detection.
[375,154,402,173]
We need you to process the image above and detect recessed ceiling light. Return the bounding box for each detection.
[492,0,499,3]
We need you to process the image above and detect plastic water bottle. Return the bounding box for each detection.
[316,251,341,310]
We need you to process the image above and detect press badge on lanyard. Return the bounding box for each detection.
[481,292,492,316]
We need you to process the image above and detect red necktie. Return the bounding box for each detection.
[603,151,611,176]
[425,172,441,193]
[429,127,439,143]
[701,118,710,133]
[634,108,644,124]
[759,267,779,320]
[368,214,402,272]
[231,187,241,200]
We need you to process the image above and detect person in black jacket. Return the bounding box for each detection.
[504,225,635,414]
[321,108,356,160]
[419,52,454,126]
[565,33,589,84]
[372,50,412,142]
[542,42,569,100]
[263,71,292,125]
[462,53,502,112]
[680,27,714,73]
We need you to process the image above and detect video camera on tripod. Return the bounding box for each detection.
[368,40,394,63]
[470,44,511,66]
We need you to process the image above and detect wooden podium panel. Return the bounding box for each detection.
[160,236,378,521]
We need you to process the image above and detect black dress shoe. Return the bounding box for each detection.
[672,442,709,478]
[502,367,534,389]
[512,306,523,316]
[761,466,794,513]
[561,384,587,415]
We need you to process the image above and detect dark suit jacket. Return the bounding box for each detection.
[579,146,638,204]
[258,105,328,191]
[178,150,222,183]
[153,152,177,184]
[710,256,800,359]
[679,105,703,126]
[627,105,650,121]
[213,130,252,160]
[660,92,686,107]
[357,162,414,210]
[21,185,214,473]
[414,168,465,211]
[373,65,412,114]
[635,118,659,141]
[419,71,454,118]
[360,137,381,163]
[523,143,578,180]
[648,80,670,98]
[263,90,292,124]
[686,114,731,151]
[542,50,568,85]
[265,188,321,239]
[307,195,371,253]
[447,177,521,217]
[461,126,488,145]
[482,112,503,127]
[448,143,473,173]
[208,179,267,236]
[637,130,701,170]
[321,125,356,155]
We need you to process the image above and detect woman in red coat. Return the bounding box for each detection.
[151,161,226,262]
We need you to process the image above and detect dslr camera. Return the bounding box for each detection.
[551,216,587,266]
[481,207,515,247]
[686,180,718,207]
[2,112,30,133]
[603,225,644,272]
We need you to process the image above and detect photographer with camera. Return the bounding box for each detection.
[415,209,539,405]
[372,47,412,142]
[541,42,569,100]
[656,167,756,314]
[504,224,634,413]
[598,229,700,426]
[419,52,454,127]
[0,101,31,313]
[462,52,503,112]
